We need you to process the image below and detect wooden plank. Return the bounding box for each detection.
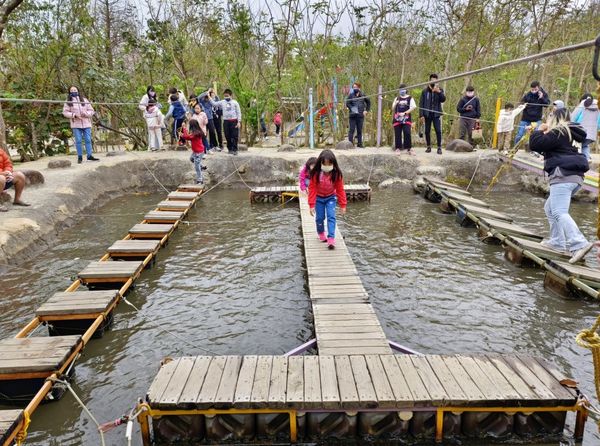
[303,356,322,409]
[441,356,485,401]
[156,201,191,210]
[160,357,195,406]
[517,355,576,402]
[426,355,467,404]
[107,240,160,253]
[129,223,173,234]
[233,356,258,408]
[410,356,446,404]
[168,191,198,200]
[36,291,118,316]
[349,355,377,407]
[486,355,539,400]
[334,355,359,409]
[318,339,391,348]
[0,409,22,445]
[395,355,430,403]
[268,356,288,408]
[196,356,227,408]
[480,219,542,241]
[286,356,304,407]
[78,261,142,278]
[147,359,180,403]
[365,355,395,408]
[534,357,578,398]
[0,336,80,374]
[251,356,273,408]
[459,204,513,222]
[500,355,556,400]
[214,356,243,408]
[548,260,600,283]
[318,356,340,409]
[379,355,414,406]
[178,356,212,406]
[469,356,520,400]
[319,347,392,355]
[456,355,504,401]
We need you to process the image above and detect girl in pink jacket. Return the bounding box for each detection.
[190,104,210,153]
[298,157,317,192]
[62,86,99,163]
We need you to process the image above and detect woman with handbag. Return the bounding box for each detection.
[529,108,593,263]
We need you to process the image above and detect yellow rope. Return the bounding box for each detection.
[577,312,600,433]
[15,411,31,446]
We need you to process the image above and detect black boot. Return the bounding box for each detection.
[77,156,82,164]
[425,147,432,153]
[87,155,100,161]
[437,147,442,155]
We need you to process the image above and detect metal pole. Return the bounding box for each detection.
[376,85,382,147]
[309,88,314,149]
[492,97,502,149]
[332,78,338,134]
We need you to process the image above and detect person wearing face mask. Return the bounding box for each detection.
[392,84,417,154]
[139,86,159,114]
[572,93,600,161]
[345,82,371,148]
[62,86,99,164]
[419,74,446,154]
[456,86,481,146]
[514,80,550,145]
[209,88,242,155]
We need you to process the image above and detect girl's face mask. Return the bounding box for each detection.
[466,92,475,97]
[321,164,334,173]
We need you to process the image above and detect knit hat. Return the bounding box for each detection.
[552,100,565,109]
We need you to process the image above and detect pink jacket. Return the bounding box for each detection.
[63,99,95,129]
[298,165,310,192]
[190,112,208,134]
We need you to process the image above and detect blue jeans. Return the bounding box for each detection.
[315,195,337,239]
[190,152,204,183]
[514,120,542,145]
[543,182,588,251]
[73,127,93,158]
[581,138,593,161]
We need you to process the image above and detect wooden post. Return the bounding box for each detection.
[492,97,502,149]
[376,85,382,147]
[309,88,314,149]
[332,78,338,134]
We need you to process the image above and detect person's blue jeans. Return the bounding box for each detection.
[315,195,337,239]
[73,127,93,158]
[581,138,593,161]
[514,120,542,145]
[543,182,588,252]
[190,152,204,183]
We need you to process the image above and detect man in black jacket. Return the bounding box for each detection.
[419,74,446,154]
[345,82,371,148]
[456,86,481,146]
[514,80,550,144]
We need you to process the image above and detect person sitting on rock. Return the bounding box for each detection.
[0,149,30,212]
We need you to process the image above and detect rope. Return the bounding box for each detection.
[49,378,106,446]
[127,151,170,194]
[15,411,30,446]
[366,153,376,187]
[577,315,600,414]
[466,150,485,191]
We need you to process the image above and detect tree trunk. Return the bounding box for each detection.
[0,102,7,153]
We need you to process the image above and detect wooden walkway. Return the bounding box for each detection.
[421,177,600,300]
[299,197,391,355]
[251,184,371,203]
[1,183,205,446]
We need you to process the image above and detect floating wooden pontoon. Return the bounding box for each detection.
[155,200,193,212]
[504,236,571,267]
[144,211,185,224]
[35,290,119,337]
[139,194,584,445]
[128,224,175,240]
[420,178,596,300]
[0,184,204,446]
[140,353,582,444]
[250,184,372,203]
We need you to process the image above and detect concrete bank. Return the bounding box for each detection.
[3,146,589,266]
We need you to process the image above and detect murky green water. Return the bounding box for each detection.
[0,187,599,445]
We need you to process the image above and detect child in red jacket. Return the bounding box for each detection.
[308,149,347,249]
[180,120,206,184]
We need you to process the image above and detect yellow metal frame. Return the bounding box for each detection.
[281,191,300,204]
[135,402,585,445]
[136,403,298,445]
[492,97,502,149]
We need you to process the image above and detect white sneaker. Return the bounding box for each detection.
[540,240,568,254]
[569,243,593,263]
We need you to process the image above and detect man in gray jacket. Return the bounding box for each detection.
[209,89,242,155]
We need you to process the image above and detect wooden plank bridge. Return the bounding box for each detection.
[250,184,372,203]
[0,183,205,446]
[420,177,600,300]
[138,185,585,445]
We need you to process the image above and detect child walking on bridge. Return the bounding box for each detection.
[298,157,317,193]
[180,120,206,184]
[308,150,347,250]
